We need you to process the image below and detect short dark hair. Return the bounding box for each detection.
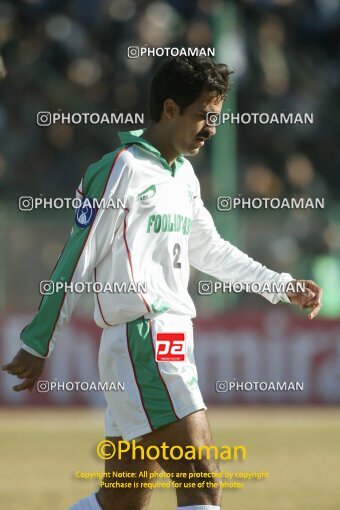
[148,56,231,122]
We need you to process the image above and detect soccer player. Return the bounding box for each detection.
[2,56,322,510]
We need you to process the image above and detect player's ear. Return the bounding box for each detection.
[163,98,179,120]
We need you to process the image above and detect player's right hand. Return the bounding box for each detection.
[2,348,45,392]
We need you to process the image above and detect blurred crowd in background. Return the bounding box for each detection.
[0,0,339,315]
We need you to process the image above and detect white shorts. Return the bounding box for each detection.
[98,313,206,441]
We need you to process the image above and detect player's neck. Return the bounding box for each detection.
[143,125,178,167]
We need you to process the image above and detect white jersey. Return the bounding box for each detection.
[21,129,293,358]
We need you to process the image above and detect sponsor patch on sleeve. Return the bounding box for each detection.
[75,197,96,228]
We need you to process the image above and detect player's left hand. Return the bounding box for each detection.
[286,279,322,320]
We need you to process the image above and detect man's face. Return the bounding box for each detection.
[166,90,223,156]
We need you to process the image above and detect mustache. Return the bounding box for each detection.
[196,131,211,140]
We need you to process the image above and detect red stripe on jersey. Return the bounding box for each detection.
[123,208,151,313]
[94,267,113,326]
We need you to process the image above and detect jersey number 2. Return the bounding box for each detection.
[173,243,182,268]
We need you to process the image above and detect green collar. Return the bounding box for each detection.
[118,129,185,176]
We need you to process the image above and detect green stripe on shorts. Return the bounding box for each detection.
[127,317,178,430]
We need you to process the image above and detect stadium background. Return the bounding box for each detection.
[0,0,339,509]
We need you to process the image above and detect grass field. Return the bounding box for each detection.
[0,407,339,510]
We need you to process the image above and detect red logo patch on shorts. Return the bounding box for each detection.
[155,332,185,362]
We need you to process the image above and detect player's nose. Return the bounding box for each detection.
[205,124,216,137]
